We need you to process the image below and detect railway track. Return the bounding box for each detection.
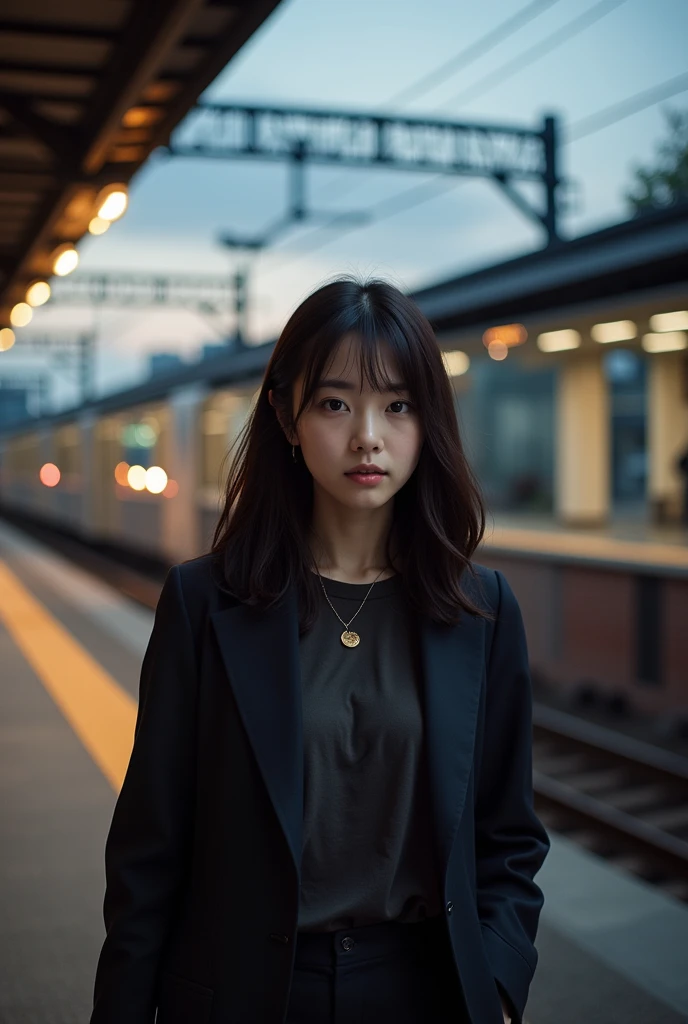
[5,513,688,903]
[533,703,688,902]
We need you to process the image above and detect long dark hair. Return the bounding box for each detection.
[212,274,492,633]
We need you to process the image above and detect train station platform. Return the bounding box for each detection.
[1,518,687,1024]
[482,512,688,577]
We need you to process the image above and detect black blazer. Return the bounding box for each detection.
[90,554,550,1024]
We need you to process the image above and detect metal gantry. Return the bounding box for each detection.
[168,102,561,245]
[1,333,96,406]
[47,270,242,345]
[38,105,562,363]
[47,273,234,312]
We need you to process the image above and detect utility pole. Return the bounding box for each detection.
[233,267,248,347]
[37,373,49,416]
[78,332,96,403]
[542,115,560,247]
[219,139,370,347]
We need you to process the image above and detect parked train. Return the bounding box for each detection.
[0,357,263,565]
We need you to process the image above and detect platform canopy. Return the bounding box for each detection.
[0,0,283,324]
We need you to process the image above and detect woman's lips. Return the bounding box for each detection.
[345,471,386,486]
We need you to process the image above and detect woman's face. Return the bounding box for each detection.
[286,333,423,512]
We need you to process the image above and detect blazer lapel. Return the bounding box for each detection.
[418,611,486,873]
[210,584,304,882]
[210,581,486,886]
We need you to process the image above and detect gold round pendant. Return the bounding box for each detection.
[341,630,360,648]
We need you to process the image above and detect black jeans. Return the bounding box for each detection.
[285,914,469,1023]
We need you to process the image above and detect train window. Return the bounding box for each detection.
[54,424,82,480]
[201,391,254,491]
[6,433,40,480]
[118,406,169,476]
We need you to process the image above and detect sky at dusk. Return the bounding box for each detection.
[6,0,688,409]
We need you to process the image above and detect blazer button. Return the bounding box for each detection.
[269,933,290,944]
[446,901,454,914]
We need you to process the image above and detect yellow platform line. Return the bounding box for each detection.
[0,559,136,792]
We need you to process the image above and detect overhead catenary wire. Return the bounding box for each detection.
[257,9,685,286]
[259,173,466,272]
[567,70,688,141]
[259,1,572,275]
[258,66,688,278]
[383,0,564,109]
[303,0,566,208]
[259,2,635,277]
[433,0,627,111]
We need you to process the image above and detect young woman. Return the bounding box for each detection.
[90,276,550,1024]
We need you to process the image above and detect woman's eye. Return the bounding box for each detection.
[319,398,412,413]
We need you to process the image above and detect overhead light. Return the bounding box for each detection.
[96,183,128,221]
[145,466,168,494]
[10,302,33,327]
[122,106,163,128]
[39,463,61,487]
[0,327,15,351]
[641,331,687,353]
[127,464,147,491]
[591,320,636,343]
[52,243,79,276]
[649,310,688,333]
[441,350,470,376]
[25,280,51,307]
[537,329,581,352]
[482,323,527,348]
[487,340,508,361]
[114,461,130,486]
[88,216,111,235]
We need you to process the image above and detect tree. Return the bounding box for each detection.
[625,106,688,214]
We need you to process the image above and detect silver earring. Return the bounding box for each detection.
[292,445,296,462]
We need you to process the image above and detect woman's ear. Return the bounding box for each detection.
[268,388,296,445]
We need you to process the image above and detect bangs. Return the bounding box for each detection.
[294,304,422,422]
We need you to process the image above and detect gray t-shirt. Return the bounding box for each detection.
[297,571,443,932]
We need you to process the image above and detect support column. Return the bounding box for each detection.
[555,352,610,526]
[647,352,688,523]
[35,427,54,518]
[162,383,208,562]
[79,411,97,538]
